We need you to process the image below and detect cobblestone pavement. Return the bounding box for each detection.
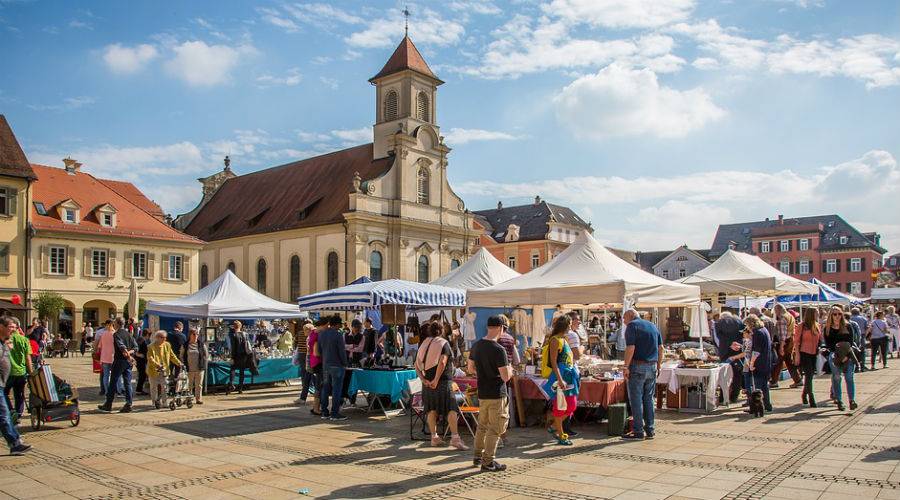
[2,356,900,499]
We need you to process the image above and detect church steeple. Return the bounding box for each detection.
[369,36,443,84]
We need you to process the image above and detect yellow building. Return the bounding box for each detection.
[0,115,37,320]
[29,161,203,337]
[175,36,476,301]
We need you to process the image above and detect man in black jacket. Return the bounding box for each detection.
[716,312,745,403]
[98,318,138,413]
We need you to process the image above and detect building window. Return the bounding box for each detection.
[678,268,687,278]
[64,209,76,223]
[417,255,429,283]
[761,241,770,253]
[531,254,540,269]
[369,251,383,281]
[850,258,861,272]
[839,236,848,245]
[290,256,301,299]
[799,239,809,251]
[450,258,461,270]
[49,246,66,275]
[34,202,46,216]
[662,269,669,279]
[327,251,339,289]
[891,257,897,266]
[168,254,183,281]
[780,240,789,252]
[416,91,429,121]
[826,259,837,273]
[101,213,114,227]
[91,249,107,277]
[0,187,15,216]
[474,236,480,245]
[799,260,809,274]
[256,258,267,294]
[416,167,429,204]
[132,252,147,278]
[384,90,398,121]
[827,282,838,290]
[227,261,236,273]
[200,264,209,288]
[507,256,516,270]
[850,282,862,295]
[874,258,882,269]
[0,244,9,273]
[779,261,790,274]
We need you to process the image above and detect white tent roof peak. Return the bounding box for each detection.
[679,249,819,296]
[430,247,520,290]
[146,269,306,319]
[467,231,700,308]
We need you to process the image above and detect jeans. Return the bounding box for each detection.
[727,361,743,403]
[800,352,817,402]
[100,362,124,396]
[3,374,27,416]
[742,371,752,395]
[298,353,312,400]
[104,359,133,407]
[0,386,22,449]
[626,363,657,436]
[320,365,345,417]
[135,361,148,393]
[829,354,856,403]
[751,371,772,410]
[871,337,889,367]
[474,396,509,464]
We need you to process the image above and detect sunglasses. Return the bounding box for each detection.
[832,312,842,316]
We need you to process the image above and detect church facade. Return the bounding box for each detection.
[178,36,476,302]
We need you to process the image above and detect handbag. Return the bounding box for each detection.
[555,383,567,412]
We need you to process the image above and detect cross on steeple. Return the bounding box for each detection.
[403,6,410,36]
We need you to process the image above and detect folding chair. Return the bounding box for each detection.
[406,378,429,441]
[455,389,479,439]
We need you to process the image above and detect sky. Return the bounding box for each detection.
[1,0,898,255]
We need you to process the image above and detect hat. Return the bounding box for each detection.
[487,315,504,327]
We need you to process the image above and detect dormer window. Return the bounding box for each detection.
[64,209,76,223]
[102,213,113,226]
[56,199,81,224]
[94,203,117,227]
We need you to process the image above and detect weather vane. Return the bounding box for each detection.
[403,6,410,36]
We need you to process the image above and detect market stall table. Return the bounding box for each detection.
[659,363,732,412]
[455,375,625,407]
[206,358,298,387]
[347,368,418,418]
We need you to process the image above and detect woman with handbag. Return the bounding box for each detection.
[869,311,891,370]
[541,315,580,446]
[415,322,467,450]
[793,309,823,407]
[824,305,857,411]
[307,318,324,416]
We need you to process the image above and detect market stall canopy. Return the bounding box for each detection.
[146,270,307,319]
[768,278,865,307]
[870,287,900,303]
[430,248,521,290]
[679,249,819,297]
[466,232,701,308]
[297,279,466,311]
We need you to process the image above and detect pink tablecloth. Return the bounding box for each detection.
[454,376,626,408]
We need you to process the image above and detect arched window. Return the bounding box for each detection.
[417,255,429,283]
[417,167,429,204]
[370,251,383,281]
[200,264,209,288]
[384,90,398,121]
[327,251,339,289]
[256,258,267,295]
[289,255,301,299]
[416,91,429,121]
[227,261,236,273]
[450,259,461,270]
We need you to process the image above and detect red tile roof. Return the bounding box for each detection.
[0,115,37,180]
[98,178,166,219]
[30,164,202,244]
[369,36,442,83]
[184,143,394,242]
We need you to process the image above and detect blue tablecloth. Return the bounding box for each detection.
[347,368,417,403]
[206,358,299,386]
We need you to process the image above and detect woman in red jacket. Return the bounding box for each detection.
[793,308,823,407]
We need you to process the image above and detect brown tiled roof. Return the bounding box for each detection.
[184,144,394,242]
[0,115,37,179]
[369,36,442,83]
[30,164,202,244]
[98,178,166,219]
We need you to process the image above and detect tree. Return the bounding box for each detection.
[33,291,66,322]
[123,299,147,319]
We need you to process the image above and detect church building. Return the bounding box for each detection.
[177,36,476,301]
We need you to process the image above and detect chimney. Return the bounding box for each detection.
[778,214,784,225]
[497,201,503,210]
[62,157,81,174]
[534,195,541,206]
[765,217,769,222]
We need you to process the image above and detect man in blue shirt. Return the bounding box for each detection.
[318,315,349,420]
[849,308,869,372]
[622,309,663,440]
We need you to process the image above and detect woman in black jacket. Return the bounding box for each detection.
[180,327,209,404]
[227,321,257,394]
[825,305,857,411]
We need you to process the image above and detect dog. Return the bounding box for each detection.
[748,388,765,418]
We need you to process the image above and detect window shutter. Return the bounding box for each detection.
[107,249,116,278]
[8,188,17,215]
[162,253,169,281]
[148,252,155,280]
[809,261,814,274]
[181,255,190,282]
[861,282,866,294]
[860,258,866,271]
[124,251,133,278]
[836,259,841,272]
[66,246,75,276]
[821,260,826,273]
[846,258,852,271]
[788,240,793,251]
[41,245,49,275]
[757,242,763,253]
[83,248,92,277]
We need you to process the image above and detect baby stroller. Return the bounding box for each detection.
[27,364,80,430]
[164,369,194,411]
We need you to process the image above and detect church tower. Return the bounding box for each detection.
[369,35,444,159]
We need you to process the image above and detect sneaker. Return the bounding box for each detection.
[566,429,579,437]
[789,382,802,389]
[645,431,655,440]
[849,400,858,410]
[768,382,779,389]
[96,404,112,412]
[330,414,348,421]
[472,457,482,467]
[480,461,507,472]
[555,437,573,446]
[196,401,204,405]
[320,413,331,419]
[622,433,644,440]
[9,443,31,455]
[450,436,469,451]
[431,435,446,447]
[118,404,132,413]
[836,401,845,411]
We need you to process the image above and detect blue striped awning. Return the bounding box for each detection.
[767,278,865,307]
[297,279,465,311]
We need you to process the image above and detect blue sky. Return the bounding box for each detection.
[2,0,898,254]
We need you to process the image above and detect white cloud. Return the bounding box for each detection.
[102,43,159,74]
[297,131,331,142]
[283,3,363,27]
[669,20,768,70]
[27,142,205,181]
[330,128,370,143]
[768,34,900,89]
[692,57,719,70]
[449,1,502,15]
[347,8,464,48]
[256,67,302,87]
[258,7,300,32]
[443,128,520,144]
[141,184,201,216]
[768,0,825,8]
[546,0,695,29]
[164,41,255,87]
[553,64,725,139]
[27,96,96,112]
[319,76,339,89]
[68,19,91,30]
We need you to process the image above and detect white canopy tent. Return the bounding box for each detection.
[430,247,521,290]
[146,270,307,319]
[467,232,701,308]
[679,249,819,297]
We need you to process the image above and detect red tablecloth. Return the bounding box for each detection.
[454,376,625,408]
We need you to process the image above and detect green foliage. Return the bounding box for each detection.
[123,298,147,319]
[33,291,66,321]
